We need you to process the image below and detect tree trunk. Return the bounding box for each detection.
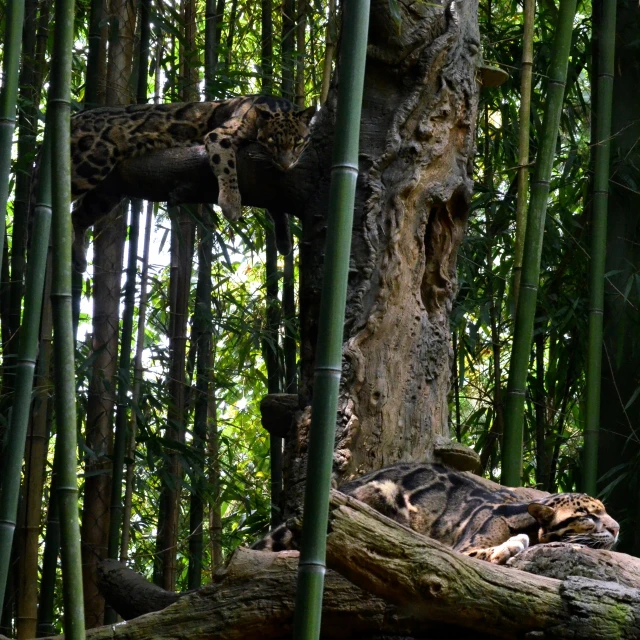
[63,0,481,517]
[81,0,135,626]
[290,0,479,509]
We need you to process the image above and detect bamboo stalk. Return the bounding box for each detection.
[50,0,85,630]
[17,254,54,640]
[189,219,213,589]
[295,0,307,105]
[583,0,616,495]
[320,0,336,104]
[512,0,536,309]
[36,454,60,637]
[502,0,578,487]
[293,2,370,637]
[0,0,26,263]
[120,201,154,561]
[282,0,295,100]
[0,132,52,609]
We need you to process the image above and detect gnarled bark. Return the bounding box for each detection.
[71,2,481,518]
[44,490,640,640]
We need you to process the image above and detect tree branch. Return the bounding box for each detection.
[41,490,640,639]
[325,490,640,639]
[83,143,320,218]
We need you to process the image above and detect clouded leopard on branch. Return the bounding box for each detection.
[64,95,315,271]
[252,463,619,565]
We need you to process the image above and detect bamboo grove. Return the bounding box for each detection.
[0,0,639,636]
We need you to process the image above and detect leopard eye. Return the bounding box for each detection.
[296,137,305,146]
[267,137,275,144]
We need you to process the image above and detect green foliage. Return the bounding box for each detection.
[452,0,595,491]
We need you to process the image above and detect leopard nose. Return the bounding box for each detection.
[607,523,620,539]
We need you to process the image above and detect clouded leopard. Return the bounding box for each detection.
[68,95,315,271]
[253,463,619,565]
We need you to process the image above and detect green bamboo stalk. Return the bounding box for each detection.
[264,228,283,527]
[583,0,616,496]
[10,0,40,348]
[106,201,140,551]
[85,0,105,108]
[0,133,52,609]
[292,1,369,637]
[50,0,85,630]
[0,0,27,264]
[512,0,535,309]
[188,220,213,589]
[502,0,577,487]
[37,451,61,638]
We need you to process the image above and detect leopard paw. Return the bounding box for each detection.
[488,534,530,564]
[217,189,242,222]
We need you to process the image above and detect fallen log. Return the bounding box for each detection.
[96,559,186,620]
[43,548,492,640]
[43,491,640,639]
[324,490,640,639]
[507,541,640,589]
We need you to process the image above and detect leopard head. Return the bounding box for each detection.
[255,104,316,170]
[528,493,619,549]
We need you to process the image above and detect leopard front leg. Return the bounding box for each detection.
[464,534,530,565]
[204,128,242,222]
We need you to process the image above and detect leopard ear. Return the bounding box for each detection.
[528,502,556,524]
[254,104,274,120]
[297,105,317,126]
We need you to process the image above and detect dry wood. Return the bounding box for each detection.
[42,490,640,640]
[325,490,640,639]
[43,549,486,640]
[508,542,640,589]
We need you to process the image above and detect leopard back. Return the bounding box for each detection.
[253,463,619,562]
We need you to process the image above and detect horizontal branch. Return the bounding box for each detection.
[91,143,321,217]
[325,490,640,639]
[39,490,640,639]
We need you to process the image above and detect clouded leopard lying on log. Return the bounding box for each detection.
[252,463,619,565]
[64,95,315,271]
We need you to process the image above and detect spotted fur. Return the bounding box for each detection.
[66,95,315,271]
[253,463,619,565]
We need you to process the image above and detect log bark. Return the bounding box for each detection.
[508,542,640,589]
[44,490,640,640]
[324,490,640,639]
[72,143,312,234]
[284,0,481,515]
[96,560,185,620]
[44,548,494,640]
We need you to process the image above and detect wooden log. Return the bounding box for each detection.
[96,559,186,620]
[41,491,640,639]
[324,490,640,639]
[41,548,489,640]
[508,541,640,589]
